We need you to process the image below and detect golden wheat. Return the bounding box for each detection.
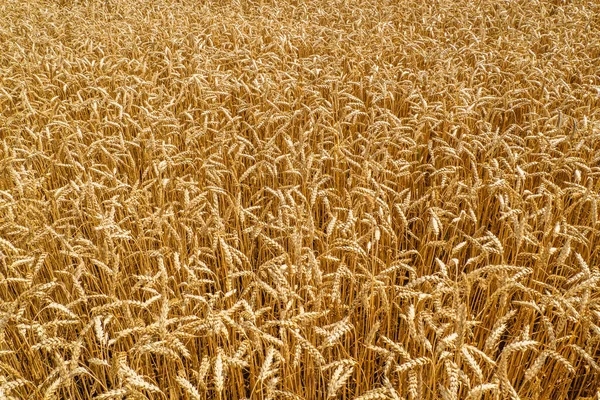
[0,0,599,399]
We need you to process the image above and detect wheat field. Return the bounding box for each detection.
[0,0,599,398]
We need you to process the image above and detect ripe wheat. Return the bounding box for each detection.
[0,0,599,399]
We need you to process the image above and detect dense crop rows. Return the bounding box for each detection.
[1,0,600,398]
